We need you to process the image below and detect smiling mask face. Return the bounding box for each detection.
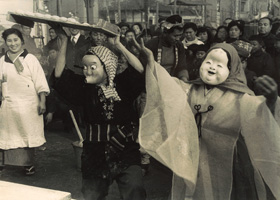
[199,48,230,85]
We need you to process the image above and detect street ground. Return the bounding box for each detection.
[0,120,172,200]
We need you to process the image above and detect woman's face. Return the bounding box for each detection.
[200,48,230,85]
[198,31,208,43]
[229,25,241,39]
[133,25,141,35]
[82,55,107,85]
[217,28,228,41]
[6,33,23,53]
[125,32,135,42]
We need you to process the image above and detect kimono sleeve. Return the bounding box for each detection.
[240,94,280,199]
[139,61,199,198]
[25,54,50,95]
[50,68,86,106]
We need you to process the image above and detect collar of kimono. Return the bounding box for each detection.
[5,49,28,74]
[4,49,28,64]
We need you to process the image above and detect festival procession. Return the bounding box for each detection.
[0,0,280,199]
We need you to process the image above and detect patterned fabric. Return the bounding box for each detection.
[7,50,25,74]
[87,46,121,101]
[157,46,178,68]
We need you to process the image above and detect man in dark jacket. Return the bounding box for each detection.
[258,17,277,56]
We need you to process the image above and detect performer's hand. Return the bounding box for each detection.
[139,38,154,68]
[49,23,67,42]
[255,75,278,100]
[255,75,278,113]
[38,101,46,115]
[108,34,122,48]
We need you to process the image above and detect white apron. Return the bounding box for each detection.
[0,53,49,149]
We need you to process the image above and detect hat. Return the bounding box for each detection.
[248,34,265,47]
[118,22,130,29]
[161,15,184,30]
[230,40,252,58]
[188,44,209,54]
[228,20,245,34]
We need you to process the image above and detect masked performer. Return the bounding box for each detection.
[139,42,280,200]
[53,30,146,200]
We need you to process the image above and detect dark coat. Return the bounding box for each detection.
[140,35,188,77]
[247,48,275,78]
[66,34,91,75]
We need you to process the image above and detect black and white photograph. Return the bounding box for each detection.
[0,0,280,200]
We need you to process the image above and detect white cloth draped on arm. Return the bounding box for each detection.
[139,62,199,197]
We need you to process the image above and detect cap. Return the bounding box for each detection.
[230,40,252,58]
[161,15,184,30]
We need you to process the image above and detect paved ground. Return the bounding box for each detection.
[0,121,172,200]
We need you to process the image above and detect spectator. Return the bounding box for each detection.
[43,27,58,56]
[227,20,246,42]
[230,39,256,90]
[187,44,209,80]
[21,25,40,55]
[0,28,49,175]
[182,22,204,49]
[142,14,189,81]
[132,23,143,43]
[65,28,89,76]
[223,17,233,27]
[247,34,275,78]
[90,31,107,47]
[118,22,130,42]
[197,26,213,48]
[258,17,277,56]
[213,25,228,44]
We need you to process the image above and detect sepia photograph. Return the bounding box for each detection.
[0,0,279,200]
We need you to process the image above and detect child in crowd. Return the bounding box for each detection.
[229,40,257,90]
[187,44,209,80]
[247,35,275,78]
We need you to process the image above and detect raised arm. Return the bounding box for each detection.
[54,29,68,78]
[108,35,144,73]
[139,38,155,71]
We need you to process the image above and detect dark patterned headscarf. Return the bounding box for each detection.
[190,43,254,95]
[87,46,121,101]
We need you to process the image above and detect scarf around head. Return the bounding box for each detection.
[190,43,254,95]
[87,46,121,101]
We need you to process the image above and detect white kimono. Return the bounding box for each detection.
[0,52,50,150]
[139,62,280,200]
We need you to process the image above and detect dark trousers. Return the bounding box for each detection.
[82,165,146,200]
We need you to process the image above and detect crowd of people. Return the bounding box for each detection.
[0,13,280,200]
